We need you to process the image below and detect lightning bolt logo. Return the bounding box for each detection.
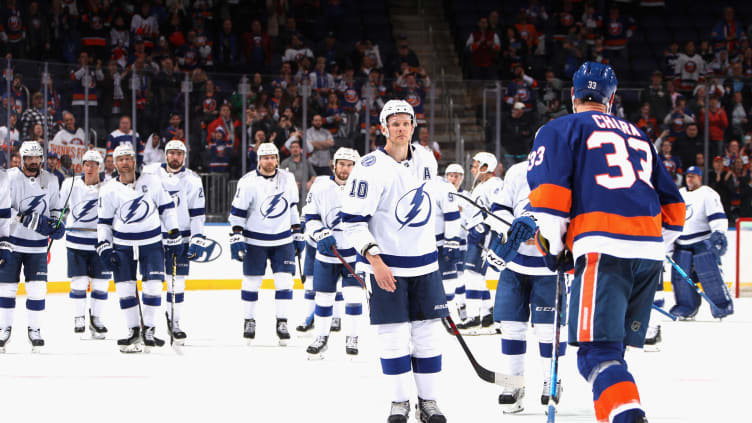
[260,192,288,219]
[395,183,432,230]
[73,199,98,223]
[125,195,145,222]
[26,195,45,214]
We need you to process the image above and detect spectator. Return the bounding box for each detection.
[208,126,230,173]
[539,96,568,125]
[740,170,752,218]
[662,96,695,142]
[725,158,749,221]
[0,112,20,148]
[711,6,746,53]
[362,39,384,70]
[143,133,164,165]
[664,41,680,79]
[60,154,74,177]
[25,1,51,60]
[310,56,336,94]
[176,30,200,70]
[130,2,159,52]
[674,123,704,169]
[216,18,239,71]
[505,65,538,111]
[282,34,314,67]
[8,73,28,114]
[658,140,683,186]
[154,57,181,130]
[699,96,729,156]
[52,111,86,146]
[41,76,63,127]
[196,79,223,125]
[305,114,335,175]
[0,0,26,59]
[100,154,116,181]
[707,48,730,76]
[207,103,240,149]
[500,26,527,79]
[20,92,54,140]
[729,92,748,139]
[390,34,420,75]
[241,20,272,74]
[709,155,730,205]
[323,92,343,136]
[603,5,634,66]
[280,139,316,207]
[46,152,64,186]
[162,112,185,143]
[316,32,345,72]
[9,151,20,168]
[501,102,535,163]
[70,52,105,116]
[412,127,441,161]
[28,123,44,143]
[675,41,706,93]
[106,115,144,167]
[634,102,660,142]
[465,17,500,80]
[723,139,749,170]
[79,0,110,62]
[110,14,130,68]
[642,70,671,122]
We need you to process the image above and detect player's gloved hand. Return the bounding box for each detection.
[488,231,515,270]
[96,241,120,271]
[312,228,336,255]
[187,234,212,261]
[467,223,488,245]
[443,237,463,264]
[292,226,306,256]
[48,219,65,240]
[0,241,12,267]
[506,215,537,246]
[229,232,246,261]
[164,229,185,259]
[709,231,728,257]
[19,212,56,236]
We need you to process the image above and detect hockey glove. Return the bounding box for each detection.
[709,231,728,257]
[0,241,11,267]
[230,232,246,261]
[48,219,66,240]
[312,228,336,255]
[292,226,306,256]
[187,235,213,261]
[443,237,463,265]
[19,212,56,236]
[164,229,185,259]
[467,223,488,245]
[488,231,516,270]
[96,241,120,271]
[506,215,537,246]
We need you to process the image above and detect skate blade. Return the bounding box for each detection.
[501,405,524,414]
[278,339,290,347]
[90,332,106,340]
[120,343,143,353]
[463,327,497,336]
[643,344,661,353]
[307,352,325,360]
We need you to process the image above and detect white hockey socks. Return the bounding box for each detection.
[342,286,364,337]
[141,280,162,327]
[274,272,293,319]
[166,276,186,322]
[500,321,528,377]
[378,322,413,402]
[465,270,484,319]
[0,283,18,328]
[116,281,140,329]
[69,276,89,317]
[411,319,443,401]
[241,276,263,320]
[90,278,109,318]
[302,278,316,320]
[25,281,46,330]
[313,291,336,338]
[333,290,344,318]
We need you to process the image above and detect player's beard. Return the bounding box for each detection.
[24,162,40,174]
[167,158,183,171]
[260,163,276,175]
[335,170,349,182]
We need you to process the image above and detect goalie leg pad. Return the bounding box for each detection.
[692,250,733,318]
[670,249,700,318]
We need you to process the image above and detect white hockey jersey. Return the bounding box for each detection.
[676,185,727,246]
[341,146,439,277]
[0,169,10,241]
[228,169,301,247]
[425,177,461,247]
[60,176,104,251]
[142,163,205,242]
[454,187,473,251]
[302,175,356,264]
[97,173,179,247]
[7,168,63,253]
[488,162,554,276]
[465,175,504,229]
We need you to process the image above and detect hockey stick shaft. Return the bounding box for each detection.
[665,255,722,315]
[47,176,77,255]
[451,192,512,227]
[170,255,176,347]
[547,270,566,422]
[297,251,306,284]
[652,303,677,321]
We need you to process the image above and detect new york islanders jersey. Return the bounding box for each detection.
[465,176,504,229]
[142,163,205,242]
[425,177,460,246]
[676,185,727,246]
[7,168,63,254]
[527,110,686,262]
[228,169,300,247]
[0,170,10,241]
[488,161,554,276]
[60,177,103,251]
[302,176,356,264]
[341,146,439,277]
[97,174,178,247]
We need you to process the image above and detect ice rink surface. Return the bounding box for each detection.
[0,290,748,423]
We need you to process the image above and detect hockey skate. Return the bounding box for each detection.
[457,303,467,321]
[387,400,410,423]
[142,326,165,352]
[276,318,290,346]
[0,326,11,353]
[498,387,525,414]
[74,316,85,334]
[330,317,341,332]
[541,379,563,407]
[165,312,187,345]
[345,336,358,356]
[244,319,256,344]
[118,327,143,353]
[306,335,328,360]
[296,312,314,333]
[89,310,107,340]
[416,397,447,423]
[456,315,480,331]
[644,325,661,352]
[28,327,44,353]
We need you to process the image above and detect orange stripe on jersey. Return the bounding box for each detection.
[565,212,662,249]
[661,202,686,228]
[578,253,599,343]
[529,184,572,213]
[594,381,642,422]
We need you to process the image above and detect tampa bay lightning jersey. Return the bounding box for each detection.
[228,169,300,247]
[0,170,10,241]
[97,173,179,247]
[488,161,554,276]
[7,167,63,254]
[302,175,356,264]
[527,110,685,261]
[454,187,472,250]
[425,177,460,246]
[465,175,504,229]
[341,145,439,277]
[142,163,205,242]
[676,185,727,246]
[60,176,104,251]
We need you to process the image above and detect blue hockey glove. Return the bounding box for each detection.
[443,237,463,265]
[292,226,306,256]
[187,235,212,261]
[506,215,537,246]
[488,231,517,268]
[709,231,728,257]
[229,232,246,261]
[0,241,11,268]
[312,228,336,255]
[19,212,56,236]
[164,229,185,259]
[96,241,120,271]
[467,223,488,245]
[48,219,65,240]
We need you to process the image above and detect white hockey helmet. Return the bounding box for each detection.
[333,147,360,165]
[19,141,44,161]
[113,144,136,160]
[164,139,187,167]
[257,143,279,168]
[81,149,103,167]
[379,99,416,138]
[444,163,465,176]
[472,152,498,174]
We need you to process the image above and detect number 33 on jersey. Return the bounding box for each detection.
[526,110,685,262]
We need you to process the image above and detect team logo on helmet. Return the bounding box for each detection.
[394,183,432,230]
[20,195,48,216]
[260,192,289,219]
[119,196,154,224]
[72,199,99,223]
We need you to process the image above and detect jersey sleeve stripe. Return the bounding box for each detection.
[305,214,322,221]
[98,217,114,225]
[566,211,662,248]
[529,184,572,214]
[158,202,175,214]
[660,202,685,229]
[491,203,513,213]
[444,211,460,221]
[189,207,205,217]
[662,223,684,231]
[341,213,371,223]
[707,212,727,222]
[0,208,10,218]
[230,207,248,218]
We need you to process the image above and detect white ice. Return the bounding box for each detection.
[0,290,748,423]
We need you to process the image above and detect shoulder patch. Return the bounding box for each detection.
[361,155,376,167]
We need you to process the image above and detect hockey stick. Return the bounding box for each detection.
[47,175,77,260]
[665,255,722,316]
[169,255,183,355]
[297,251,306,284]
[652,303,677,321]
[546,269,566,422]
[451,192,513,227]
[331,246,524,389]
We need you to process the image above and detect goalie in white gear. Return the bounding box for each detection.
[61,150,111,339]
[457,151,503,333]
[341,99,448,423]
[303,147,365,358]
[444,163,470,320]
[142,140,207,344]
[97,144,183,352]
[228,142,302,346]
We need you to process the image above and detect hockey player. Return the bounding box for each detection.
[97,144,183,352]
[457,152,502,333]
[61,150,110,339]
[142,140,208,344]
[341,100,448,423]
[485,161,566,413]
[304,147,365,358]
[444,163,470,320]
[0,141,65,352]
[669,165,732,319]
[527,62,685,423]
[295,227,318,333]
[229,142,302,346]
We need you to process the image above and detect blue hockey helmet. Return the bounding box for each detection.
[572,62,618,105]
